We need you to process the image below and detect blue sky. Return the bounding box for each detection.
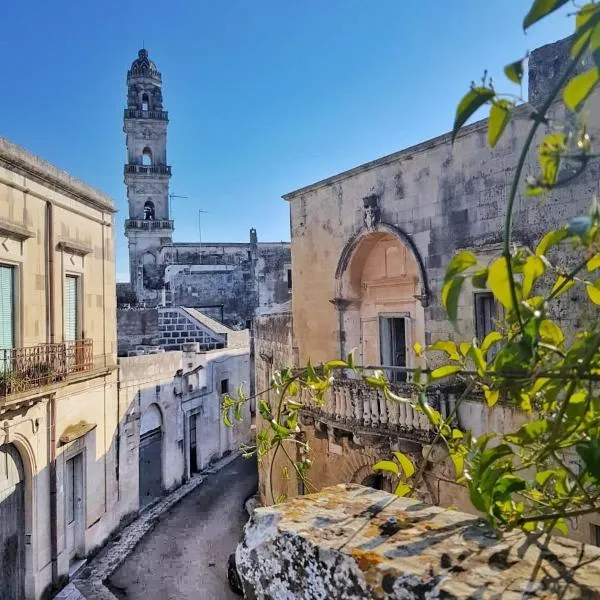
[0,1,573,281]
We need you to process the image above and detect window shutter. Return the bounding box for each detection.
[0,265,14,351]
[64,276,78,341]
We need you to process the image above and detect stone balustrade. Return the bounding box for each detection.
[301,379,458,443]
[237,484,600,599]
[124,218,174,231]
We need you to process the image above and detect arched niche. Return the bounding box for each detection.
[333,227,428,376]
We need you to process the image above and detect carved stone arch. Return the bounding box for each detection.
[350,463,394,493]
[334,222,430,305]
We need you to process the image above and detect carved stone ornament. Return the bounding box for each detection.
[363,194,380,231]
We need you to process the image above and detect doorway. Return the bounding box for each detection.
[189,413,198,474]
[0,444,26,600]
[379,316,408,382]
[65,453,85,562]
[139,404,163,507]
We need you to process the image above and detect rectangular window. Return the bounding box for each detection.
[593,524,600,547]
[220,378,229,395]
[287,269,292,290]
[65,456,76,524]
[64,275,80,341]
[379,317,407,383]
[0,264,15,352]
[474,292,497,342]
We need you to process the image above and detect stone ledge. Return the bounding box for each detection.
[236,484,600,599]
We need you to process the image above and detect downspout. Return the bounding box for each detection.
[46,201,59,587]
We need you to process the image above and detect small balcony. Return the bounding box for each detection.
[0,339,93,399]
[124,164,171,176]
[125,219,174,232]
[301,378,457,444]
[124,108,168,121]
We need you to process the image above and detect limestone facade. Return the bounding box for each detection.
[252,37,600,545]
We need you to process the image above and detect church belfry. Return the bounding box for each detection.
[124,48,173,294]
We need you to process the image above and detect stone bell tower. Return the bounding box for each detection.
[124,49,173,296]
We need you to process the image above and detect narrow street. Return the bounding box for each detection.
[108,456,257,600]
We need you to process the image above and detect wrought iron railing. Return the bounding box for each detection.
[124,219,174,231]
[124,164,171,176]
[301,378,458,443]
[0,339,93,398]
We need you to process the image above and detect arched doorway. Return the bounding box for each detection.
[139,404,163,507]
[336,231,426,377]
[0,444,25,600]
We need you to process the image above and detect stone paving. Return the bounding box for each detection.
[54,452,243,600]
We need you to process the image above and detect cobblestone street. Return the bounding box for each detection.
[108,456,257,600]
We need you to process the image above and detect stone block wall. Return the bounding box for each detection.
[117,308,160,356]
[157,307,226,351]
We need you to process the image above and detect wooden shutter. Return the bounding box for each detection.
[0,265,14,351]
[64,276,79,341]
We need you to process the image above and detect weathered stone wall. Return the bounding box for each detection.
[117,307,159,355]
[237,485,600,599]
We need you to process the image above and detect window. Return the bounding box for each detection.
[593,524,600,547]
[287,269,292,290]
[65,454,82,524]
[220,379,229,395]
[142,147,152,166]
[64,275,80,341]
[144,200,155,220]
[474,292,497,342]
[0,264,15,353]
[379,316,407,383]
[141,93,149,111]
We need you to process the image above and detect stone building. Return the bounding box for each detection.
[121,49,290,328]
[253,37,600,545]
[0,136,128,599]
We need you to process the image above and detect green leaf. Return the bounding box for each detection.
[493,474,527,500]
[325,360,347,370]
[306,358,318,384]
[522,255,545,298]
[487,257,516,309]
[364,376,386,388]
[504,59,524,84]
[551,275,575,297]
[258,400,272,420]
[576,440,600,480]
[539,319,564,345]
[346,349,356,369]
[372,460,399,475]
[538,133,566,186]
[430,364,462,380]
[489,99,513,148]
[472,267,489,289]
[393,451,415,478]
[484,387,500,408]
[587,255,600,271]
[413,342,423,357]
[523,0,569,30]
[453,87,495,142]
[481,331,503,354]
[572,4,600,57]
[469,345,486,376]
[383,387,411,404]
[553,519,569,536]
[442,276,465,325]
[587,281,600,305]
[270,420,291,436]
[449,452,464,478]
[536,228,568,256]
[223,412,233,428]
[459,342,471,357]
[428,340,461,361]
[394,483,411,497]
[445,251,477,283]
[505,419,548,444]
[535,469,559,486]
[564,68,600,112]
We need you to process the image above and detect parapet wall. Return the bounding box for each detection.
[237,484,600,599]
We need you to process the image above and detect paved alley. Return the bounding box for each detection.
[108,456,257,600]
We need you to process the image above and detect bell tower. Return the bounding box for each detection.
[124,49,173,294]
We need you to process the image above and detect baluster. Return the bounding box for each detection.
[370,390,379,426]
[379,391,388,426]
[353,384,363,423]
[405,403,415,430]
[387,395,399,427]
[363,387,371,426]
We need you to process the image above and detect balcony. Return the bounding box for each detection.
[301,378,457,444]
[0,339,93,399]
[124,164,171,176]
[125,219,174,232]
[124,108,168,121]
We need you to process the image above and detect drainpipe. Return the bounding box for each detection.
[46,201,59,587]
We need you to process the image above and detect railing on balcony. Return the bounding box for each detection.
[302,378,457,443]
[0,339,93,398]
[124,219,174,231]
[124,164,171,176]
[124,108,168,120]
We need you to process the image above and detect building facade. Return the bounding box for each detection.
[0,137,126,599]
[254,37,600,544]
[121,49,290,328]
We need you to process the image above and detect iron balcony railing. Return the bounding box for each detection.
[124,219,174,231]
[0,339,93,398]
[124,164,172,176]
[124,108,168,120]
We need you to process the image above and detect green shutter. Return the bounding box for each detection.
[64,276,79,341]
[0,265,14,351]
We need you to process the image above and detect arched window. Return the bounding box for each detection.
[144,200,155,220]
[142,147,152,166]
[142,93,149,111]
